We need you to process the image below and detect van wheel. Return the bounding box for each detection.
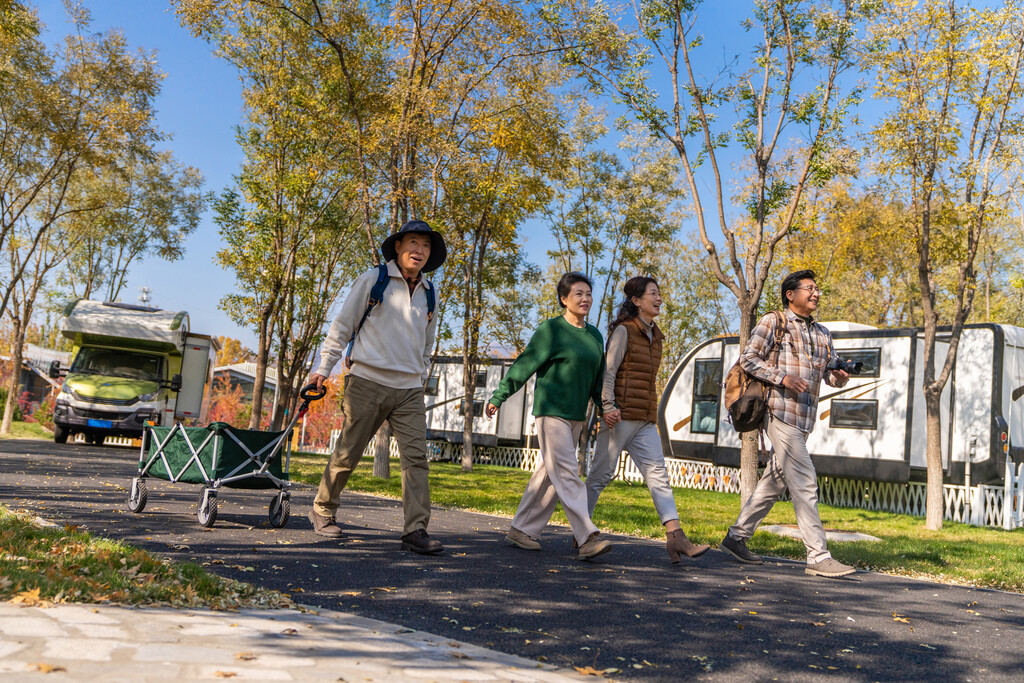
[54,424,68,444]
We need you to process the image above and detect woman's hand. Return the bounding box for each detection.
[604,408,621,429]
[485,402,499,419]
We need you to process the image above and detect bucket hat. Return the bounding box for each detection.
[380,220,447,273]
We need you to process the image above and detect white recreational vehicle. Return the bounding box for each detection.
[659,322,1024,486]
[424,356,539,447]
[50,300,218,444]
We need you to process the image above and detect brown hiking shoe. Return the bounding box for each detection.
[308,510,343,538]
[506,526,541,551]
[805,557,855,578]
[577,532,612,561]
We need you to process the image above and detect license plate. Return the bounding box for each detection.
[87,419,112,429]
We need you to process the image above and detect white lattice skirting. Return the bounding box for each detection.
[340,436,1024,530]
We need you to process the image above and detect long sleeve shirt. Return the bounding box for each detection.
[739,309,842,434]
[489,316,605,421]
[314,260,437,389]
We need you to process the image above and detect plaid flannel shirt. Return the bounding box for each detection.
[738,309,841,434]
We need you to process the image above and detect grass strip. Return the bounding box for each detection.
[291,453,1024,592]
[0,505,293,609]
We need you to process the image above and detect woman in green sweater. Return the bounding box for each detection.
[486,272,612,561]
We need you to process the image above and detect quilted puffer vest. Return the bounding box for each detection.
[613,317,665,422]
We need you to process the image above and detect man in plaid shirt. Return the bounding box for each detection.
[720,270,855,578]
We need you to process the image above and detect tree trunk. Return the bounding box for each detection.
[372,422,391,478]
[461,358,475,472]
[736,303,759,503]
[249,316,273,429]
[924,387,945,530]
[0,319,24,435]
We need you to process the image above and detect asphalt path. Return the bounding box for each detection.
[2,437,1022,682]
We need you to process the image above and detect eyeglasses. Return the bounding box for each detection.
[795,286,823,295]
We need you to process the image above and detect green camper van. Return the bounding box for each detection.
[50,300,217,445]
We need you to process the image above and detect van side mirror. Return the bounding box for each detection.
[170,374,182,392]
[48,360,62,379]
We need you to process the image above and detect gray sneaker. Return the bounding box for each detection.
[506,526,541,551]
[308,510,344,538]
[805,557,855,578]
[577,532,612,561]
[720,535,763,565]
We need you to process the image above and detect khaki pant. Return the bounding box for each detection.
[586,420,678,524]
[728,414,832,564]
[512,416,599,545]
[313,374,431,535]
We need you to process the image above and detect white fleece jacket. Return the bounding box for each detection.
[314,260,437,389]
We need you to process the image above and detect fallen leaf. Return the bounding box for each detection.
[31,663,67,674]
[213,672,237,678]
[812,622,826,627]
[235,653,257,661]
[280,628,299,636]
[574,666,603,676]
[894,617,910,624]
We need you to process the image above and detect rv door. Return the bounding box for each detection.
[176,335,214,421]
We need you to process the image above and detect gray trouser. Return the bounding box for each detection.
[512,416,599,545]
[728,415,831,564]
[586,420,679,524]
[313,374,431,535]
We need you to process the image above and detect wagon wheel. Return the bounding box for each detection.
[268,491,290,528]
[197,488,218,528]
[126,478,147,513]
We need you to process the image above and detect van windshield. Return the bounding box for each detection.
[71,348,163,382]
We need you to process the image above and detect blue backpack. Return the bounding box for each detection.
[345,264,436,361]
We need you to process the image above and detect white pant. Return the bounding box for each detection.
[512,416,599,545]
[728,415,831,564]
[586,420,678,524]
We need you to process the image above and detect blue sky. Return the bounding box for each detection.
[36,1,250,345]
[31,0,863,350]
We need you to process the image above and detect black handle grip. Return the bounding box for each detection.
[300,383,327,402]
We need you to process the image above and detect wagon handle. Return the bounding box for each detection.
[300,383,327,402]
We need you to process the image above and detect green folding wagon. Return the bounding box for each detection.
[126,385,325,528]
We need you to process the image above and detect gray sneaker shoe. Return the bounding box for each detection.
[805,557,855,578]
[308,510,344,538]
[506,526,541,551]
[720,535,763,564]
[577,532,612,561]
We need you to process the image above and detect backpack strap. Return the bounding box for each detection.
[424,279,435,322]
[345,264,390,359]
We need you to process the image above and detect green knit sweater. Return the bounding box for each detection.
[489,316,605,421]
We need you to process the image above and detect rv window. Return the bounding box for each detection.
[475,370,488,388]
[829,399,878,430]
[833,348,881,378]
[70,348,163,382]
[425,376,439,396]
[459,399,484,417]
[691,359,722,434]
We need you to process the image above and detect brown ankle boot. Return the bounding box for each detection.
[666,529,710,563]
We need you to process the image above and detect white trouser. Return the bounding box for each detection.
[586,420,678,524]
[512,416,599,545]
[728,415,831,564]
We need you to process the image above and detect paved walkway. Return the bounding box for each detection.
[0,602,591,682]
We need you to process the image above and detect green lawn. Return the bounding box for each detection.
[291,452,1024,592]
[0,421,54,440]
[0,505,293,608]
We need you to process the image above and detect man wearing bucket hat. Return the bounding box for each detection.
[307,219,447,554]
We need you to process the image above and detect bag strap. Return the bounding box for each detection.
[345,264,390,359]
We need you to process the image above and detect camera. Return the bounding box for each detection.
[827,357,863,375]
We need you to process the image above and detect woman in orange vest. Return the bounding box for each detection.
[586,276,710,563]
